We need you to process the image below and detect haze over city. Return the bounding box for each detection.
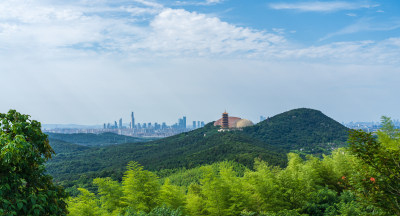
[1,0,399,124]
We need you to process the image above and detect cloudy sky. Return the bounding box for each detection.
[1,0,399,125]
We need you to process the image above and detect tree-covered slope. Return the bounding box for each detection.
[46,132,159,147]
[47,122,286,186]
[243,108,349,153]
[49,139,91,154]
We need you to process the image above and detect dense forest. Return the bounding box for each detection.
[46,108,349,192]
[47,132,159,147]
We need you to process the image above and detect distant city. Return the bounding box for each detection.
[43,112,205,138]
[343,119,400,132]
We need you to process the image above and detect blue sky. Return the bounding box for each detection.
[0,0,399,124]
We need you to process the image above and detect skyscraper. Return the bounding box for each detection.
[114,121,118,128]
[201,121,205,127]
[178,118,183,128]
[131,112,135,129]
[183,116,186,129]
[197,121,201,128]
[193,121,196,129]
[119,118,123,129]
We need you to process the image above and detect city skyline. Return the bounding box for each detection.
[1,0,399,124]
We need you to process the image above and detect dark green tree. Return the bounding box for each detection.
[0,110,68,215]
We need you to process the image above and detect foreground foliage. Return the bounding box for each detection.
[66,151,384,215]
[0,110,68,215]
[348,116,400,215]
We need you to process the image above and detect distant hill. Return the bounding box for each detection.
[49,139,91,154]
[46,108,349,189]
[243,108,349,154]
[47,132,159,147]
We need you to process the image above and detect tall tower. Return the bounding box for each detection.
[131,112,135,129]
[222,111,229,129]
[183,116,187,129]
[119,118,123,129]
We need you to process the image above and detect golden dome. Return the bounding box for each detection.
[235,119,254,128]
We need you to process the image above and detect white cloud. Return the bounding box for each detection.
[175,0,224,6]
[269,1,379,12]
[131,0,163,8]
[277,39,400,65]
[320,18,400,41]
[205,0,223,4]
[0,0,398,64]
[128,9,286,56]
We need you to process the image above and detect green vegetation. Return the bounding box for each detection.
[67,148,389,215]
[47,132,159,147]
[50,139,91,154]
[47,108,348,192]
[0,110,68,215]
[243,108,349,155]
[347,116,400,214]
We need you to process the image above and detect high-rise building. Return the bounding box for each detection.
[119,118,123,129]
[131,112,135,129]
[162,122,167,129]
[178,118,183,128]
[103,123,106,129]
[222,111,229,129]
[114,121,118,128]
[183,116,186,129]
[197,121,201,128]
[143,123,147,128]
[260,115,266,122]
[201,121,205,127]
[193,121,196,129]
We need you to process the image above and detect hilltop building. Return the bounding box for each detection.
[214,111,254,130]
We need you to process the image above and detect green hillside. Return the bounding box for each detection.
[243,108,349,154]
[47,122,286,187]
[50,139,91,154]
[47,132,159,147]
[46,108,349,191]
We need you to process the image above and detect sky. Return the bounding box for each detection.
[1,0,400,125]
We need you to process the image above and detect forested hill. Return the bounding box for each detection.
[47,108,349,189]
[243,108,349,153]
[46,132,159,147]
[47,122,287,186]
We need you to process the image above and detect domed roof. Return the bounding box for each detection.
[235,119,254,128]
[214,117,241,128]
